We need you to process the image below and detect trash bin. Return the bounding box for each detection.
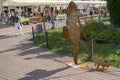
[36,23,43,34]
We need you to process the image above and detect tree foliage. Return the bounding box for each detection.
[107,0,120,26]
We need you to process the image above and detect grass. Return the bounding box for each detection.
[33,28,120,68]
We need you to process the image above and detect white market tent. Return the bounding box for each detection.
[2,0,107,6]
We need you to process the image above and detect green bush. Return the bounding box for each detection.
[83,20,120,41]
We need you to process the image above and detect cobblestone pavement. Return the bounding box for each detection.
[0,23,120,80]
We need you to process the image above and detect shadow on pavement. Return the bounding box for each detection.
[19,47,64,60]
[18,66,70,80]
[0,41,34,54]
[0,35,15,40]
[16,37,65,60]
[18,47,49,56]
[0,24,12,29]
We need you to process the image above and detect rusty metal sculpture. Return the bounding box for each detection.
[62,1,82,64]
[94,58,110,69]
[67,1,80,64]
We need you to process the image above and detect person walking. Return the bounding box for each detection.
[89,7,93,19]
[13,12,24,36]
[48,7,55,29]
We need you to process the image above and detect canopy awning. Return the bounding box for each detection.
[2,0,107,6]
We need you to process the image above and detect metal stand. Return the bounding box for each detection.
[32,27,35,39]
[43,21,49,48]
[90,37,94,60]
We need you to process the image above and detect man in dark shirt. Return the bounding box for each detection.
[13,12,24,36]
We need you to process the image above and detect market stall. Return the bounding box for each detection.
[2,0,106,6]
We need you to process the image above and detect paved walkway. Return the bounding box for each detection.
[0,24,120,80]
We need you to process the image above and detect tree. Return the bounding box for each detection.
[107,0,120,27]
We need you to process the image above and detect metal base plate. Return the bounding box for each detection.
[66,60,88,69]
[93,65,109,71]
